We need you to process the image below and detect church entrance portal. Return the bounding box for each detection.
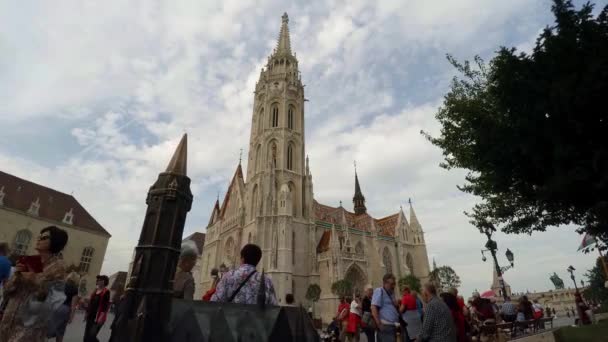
[344,264,367,296]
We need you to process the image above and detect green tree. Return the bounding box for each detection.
[305,284,322,318]
[331,279,353,298]
[423,0,608,244]
[430,266,461,292]
[583,257,608,305]
[398,274,421,292]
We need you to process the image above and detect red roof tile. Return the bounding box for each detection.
[0,171,110,236]
[314,200,399,237]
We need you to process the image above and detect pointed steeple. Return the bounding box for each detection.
[275,13,292,56]
[353,162,366,215]
[208,198,220,226]
[409,198,421,229]
[165,134,187,176]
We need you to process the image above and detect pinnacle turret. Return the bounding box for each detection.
[165,134,188,176]
[275,13,292,56]
[353,163,367,215]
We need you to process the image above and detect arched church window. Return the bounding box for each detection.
[287,144,294,170]
[79,247,95,273]
[355,241,364,256]
[288,106,295,130]
[406,253,414,275]
[225,237,235,265]
[382,247,393,275]
[258,108,264,133]
[13,229,32,255]
[271,104,279,128]
[292,231,295,265]
[255,145,261,172]
[251,185,258,220]
[248,232,252,243]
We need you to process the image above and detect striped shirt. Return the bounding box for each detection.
[419,296,456,342]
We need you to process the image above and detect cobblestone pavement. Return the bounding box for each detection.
[61,311,113,342]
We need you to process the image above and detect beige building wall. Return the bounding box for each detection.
[0,206,109,296]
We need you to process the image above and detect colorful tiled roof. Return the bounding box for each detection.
[313,200,400,237]
[0,171,110,236]
[316,230,331,253]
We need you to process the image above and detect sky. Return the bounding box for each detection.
[1,0,605,297]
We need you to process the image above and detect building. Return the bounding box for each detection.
[182,232,206,299]
[198,13,431,322]
[489,268,584,315]
[0,170,111,296]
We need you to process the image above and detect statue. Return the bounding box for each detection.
[550,272,565,289]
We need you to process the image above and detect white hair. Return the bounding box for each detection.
[180,240,199,259]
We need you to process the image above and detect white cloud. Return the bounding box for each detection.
[0,0,598,297]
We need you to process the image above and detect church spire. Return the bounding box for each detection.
[353,162,367,215]
[275,13,292,56]
[165,134,187,176]
[409,198,421,229]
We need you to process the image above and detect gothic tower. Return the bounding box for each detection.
[242,13,314,304]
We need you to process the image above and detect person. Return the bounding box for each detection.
[285,293,295,306]
[108,294,127,342]
[371,274,402,342]
[173,241,198,300]
[519,296,534,320]
[345,294,362,342]
[360,286,375,342]
[400,285,422,341]
[0,243,11,319]
[574,292,591,326]
[83,275,111,342]
[499,297,517,323]
[202,268,220,301]
[440,292,465,342]
[471,296,495,323]
[211,244,277,305]
[412,290,424,321]
[326,317,341,341]
[47,272,80,342]
[0,226,68,342]
[418,284,456,342]
[336,296,350,340]
[532,299,543,319]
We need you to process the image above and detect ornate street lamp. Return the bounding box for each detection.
[567,265,579,293]
[506,249,514,267]
[480,231,514,302]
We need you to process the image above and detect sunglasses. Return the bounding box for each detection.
[38,235,50,241]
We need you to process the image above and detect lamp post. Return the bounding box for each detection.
[567,265,579,293]
[480,226,514,302]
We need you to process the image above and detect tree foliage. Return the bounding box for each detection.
[306,283,322,303]
[430,266,461,292]
[583,257,608,305]
[423,0,608,243]
[331,279,353,298]
[398,274,421,293]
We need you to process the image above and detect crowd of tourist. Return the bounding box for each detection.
[0,228,598,342]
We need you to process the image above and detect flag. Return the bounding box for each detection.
[577,233,597,251]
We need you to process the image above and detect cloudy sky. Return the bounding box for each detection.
[1,0,603,297]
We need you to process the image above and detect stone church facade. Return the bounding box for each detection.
[199,13,431,322]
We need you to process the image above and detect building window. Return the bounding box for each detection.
[28,198,40,216]
[13,229,32,255]
[63,208,74,225]
[0,186,5,206]
[287,144,294,170]
[288,106,294,130]
[292,231,295,265]
[382,247,393,275]
[258,108,264,133]
[79,278,88,297]
[271,105,279,127]
[79,247,95,273]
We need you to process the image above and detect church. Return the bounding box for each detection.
[199,13,431,322]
